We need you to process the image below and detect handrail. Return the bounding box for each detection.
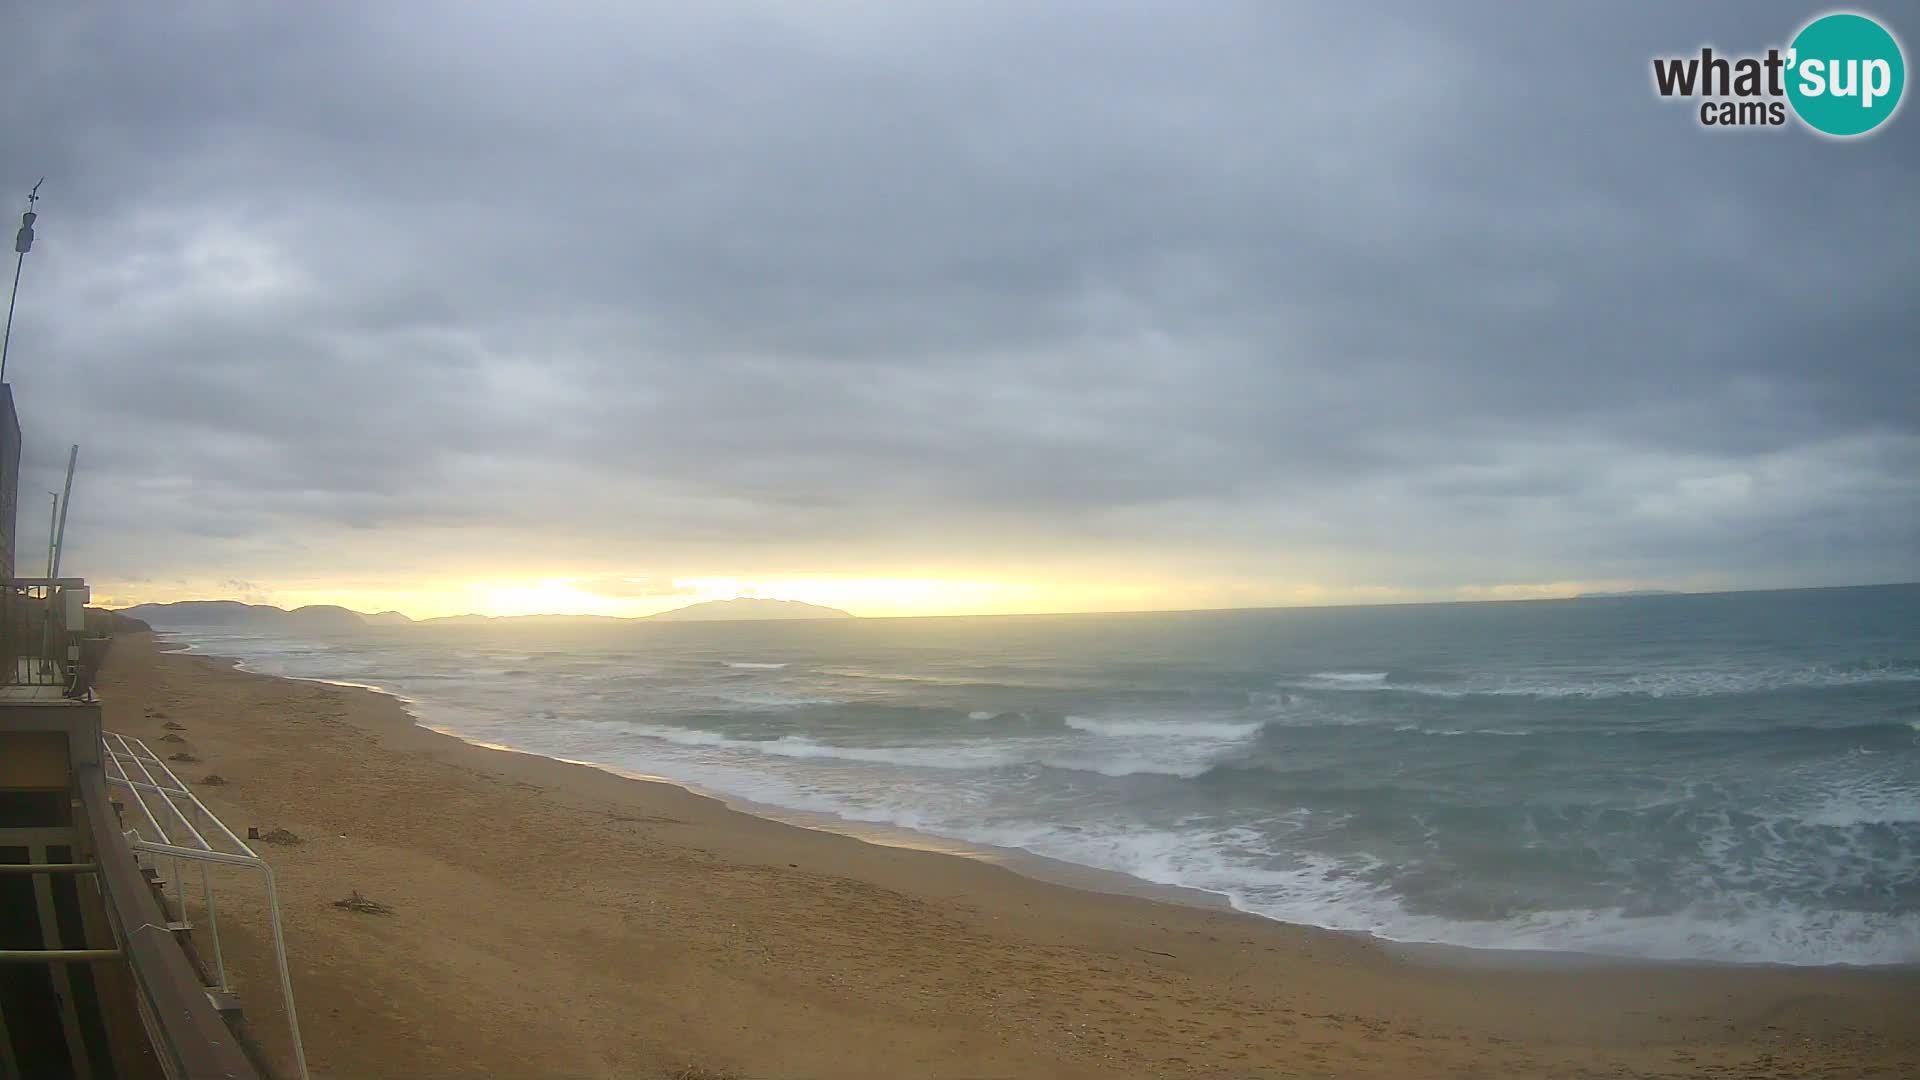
[75,767,261,1080]
[102,732,309,1080]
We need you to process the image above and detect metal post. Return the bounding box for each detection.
[0,254,24,385]
[186,798,231,991]
[261,864,310,1080]
[1,179,42,385]
[51,444,77,579]
[44,492,57,577]
[45,447,79,684]
[200,861,229,992]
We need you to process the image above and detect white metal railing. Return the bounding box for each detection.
[102,731,309,1080]
[5,576,92,693]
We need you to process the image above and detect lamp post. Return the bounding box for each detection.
[2,179,44,385]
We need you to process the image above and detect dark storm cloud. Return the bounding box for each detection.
[2,1,1914,601]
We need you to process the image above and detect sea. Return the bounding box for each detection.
[150,584,1920,967]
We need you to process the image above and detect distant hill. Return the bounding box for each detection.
[119,600,381,632]
[646,598,853,622]
[118,600,288,626]
[84,607,151,635]
[120,596,855,629]
[1573,589,1685,599]
[281,604,371,632]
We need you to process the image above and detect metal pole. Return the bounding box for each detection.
[0,251,23,383]
[188,797,233,993]
[40,492,58,679]
[45,492,57,577]
[1,179,42,386]
[50,444,76,579]
[200,861,229,992]
[46,451,75,683]
[262,865,311,1080]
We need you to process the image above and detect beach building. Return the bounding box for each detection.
[0,381,301,1079]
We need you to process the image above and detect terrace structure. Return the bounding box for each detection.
[0,384,303,1079]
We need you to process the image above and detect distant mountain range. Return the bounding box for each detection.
[117,596,855,629]
[116,600,372,632]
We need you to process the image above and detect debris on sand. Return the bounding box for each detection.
[332,890,394,915]
[166,752,200,763]
[162,721,186,731]
[665,1067,739,1080]
[158,733,186,743]
[257,828,303,846]
[198,774,228,786]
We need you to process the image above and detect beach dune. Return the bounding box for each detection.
[98,633,1919,1079]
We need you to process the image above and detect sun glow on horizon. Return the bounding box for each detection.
[92,573,1695,621]
[471,580,660,618]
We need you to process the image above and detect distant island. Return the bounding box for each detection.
[1573,589,1684,599]
[118,596,855,629]
[647,598,853,622]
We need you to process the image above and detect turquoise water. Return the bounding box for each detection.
[161,585,1920,965]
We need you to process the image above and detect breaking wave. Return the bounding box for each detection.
[151,584,1920,966]
[1292,662,1920,700]
[1065,715,1264,739]
[618,723,1222,778]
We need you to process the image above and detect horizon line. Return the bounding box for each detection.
[115,580,1920,624]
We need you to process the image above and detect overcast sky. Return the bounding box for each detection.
[2,2,1914,617]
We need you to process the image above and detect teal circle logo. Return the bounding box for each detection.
[1787,13,1905,136]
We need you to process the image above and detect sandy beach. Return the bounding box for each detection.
[95,632,1920,1079]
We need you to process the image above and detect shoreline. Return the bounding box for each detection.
[180,642,1271,922]
[165,633,1917,977]
[109,631,1920,1078]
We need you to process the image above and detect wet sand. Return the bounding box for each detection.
[97,632,1920,1078]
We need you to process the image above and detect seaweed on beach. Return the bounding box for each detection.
[198,774,228,786]
[158,733,186,743]
[257,828,302,846]
[333,890,394,915]
[166,752,200,763]
[162,721,186,730]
